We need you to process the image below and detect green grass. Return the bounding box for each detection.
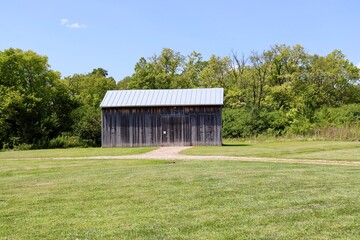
[0,147,156,160]
[1,158,360,239]
[182,141,360,161]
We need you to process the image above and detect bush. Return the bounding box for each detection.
[13,143,34,151]
[311,104,360,140]
[1,137,34,150]
[315,104,360,125]
[223,108,291,138]
[48,135,87,148]
[222,108,253,138]
[285,116,314,136]
[223,107,316,139]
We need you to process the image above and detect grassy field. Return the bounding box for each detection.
[1,141,360,238]
[1,157,360,239]
[182,141,360,161]
[0,147,156,160]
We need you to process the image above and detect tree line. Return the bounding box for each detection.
[0,45,359,149]
[0,49,116,149]
[122,45,360,139]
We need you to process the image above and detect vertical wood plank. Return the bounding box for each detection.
[101,106,223,147]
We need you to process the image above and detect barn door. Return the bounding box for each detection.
[161,116,190,146]
[161,116,169,145]
[189,114,216,145]
[204,115,215,144]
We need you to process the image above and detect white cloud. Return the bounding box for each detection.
[69,23,86,29]
[60,18,69,25]
[60,19,86,29]
[357,62,360,69]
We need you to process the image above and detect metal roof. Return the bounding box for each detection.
[100,88,224,108]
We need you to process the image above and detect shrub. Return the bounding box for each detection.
[222,108,253,138]
[48,135,86,148]
[312,104,360,140]
[223,108,292,138]
[315,104,360,125]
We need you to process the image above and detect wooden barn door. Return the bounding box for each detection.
[204,115,215,144]
[190,114,217,145]
[161,116,190,146]
[161,116,169,145]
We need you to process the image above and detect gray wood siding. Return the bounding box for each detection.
[101,106,222,147]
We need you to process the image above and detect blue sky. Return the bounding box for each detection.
[1,0,359,81]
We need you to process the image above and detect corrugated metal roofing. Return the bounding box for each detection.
[100,88,224,108]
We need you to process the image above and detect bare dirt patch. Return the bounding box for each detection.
[3,147,360,166]
[89,147,360,167]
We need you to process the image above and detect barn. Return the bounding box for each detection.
[100,88,224,147]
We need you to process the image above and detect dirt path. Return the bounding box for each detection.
[3,147,360,166]
[87,147,360,167]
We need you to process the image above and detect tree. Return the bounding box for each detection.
[248,51,270,111]
[128,48,184,89]
[91,68,108,77]
[306,50,360,109]
[199,55,231,89]
[116,76,132,90]
[174,51,206,88]
[64,69,116,146]
[0,48,76,149]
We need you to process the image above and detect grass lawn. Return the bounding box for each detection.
[1,158,360,239]
[0,147,156,160]
[182,141,360,161]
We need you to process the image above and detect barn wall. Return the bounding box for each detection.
[101,106,222,147]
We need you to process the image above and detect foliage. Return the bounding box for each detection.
[1,45,359,149]
[315,104,360,125]
[0,49,76,149]
[48,134,86,148]
[122,44,359,140]
[312,104,360,140]
[127,48,185,89]
[63,68,116,146]
[0,48,115,149]
[222,108,253,138]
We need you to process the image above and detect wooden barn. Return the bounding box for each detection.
[100,88,224,147]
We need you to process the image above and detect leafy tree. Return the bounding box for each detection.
[128,48,184,89]
[91,67,108,77]
[223,45,359,138]
[174,51,206,88]
[3,45,358,148]
[0,48,76,149]
[122,46,359,139]
[116,76,132,90]
[306,50,360,109]
[248,51,270,110]
[64,69,116,146]
[199,55,231,89]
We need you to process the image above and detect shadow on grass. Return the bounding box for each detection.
[222,143,251,147]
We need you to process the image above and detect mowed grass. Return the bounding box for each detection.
[0,147,156,160]
[1,158,360,239]
[182,141,360,161]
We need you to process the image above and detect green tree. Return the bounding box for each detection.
[174,51,206,88]
[0,48,76,149]
[199,55,231,89]
[91,67,108,77]
[116,76,132,90]
[64,69,116,146]
[128,48,184,89]
[305,50,360,110]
